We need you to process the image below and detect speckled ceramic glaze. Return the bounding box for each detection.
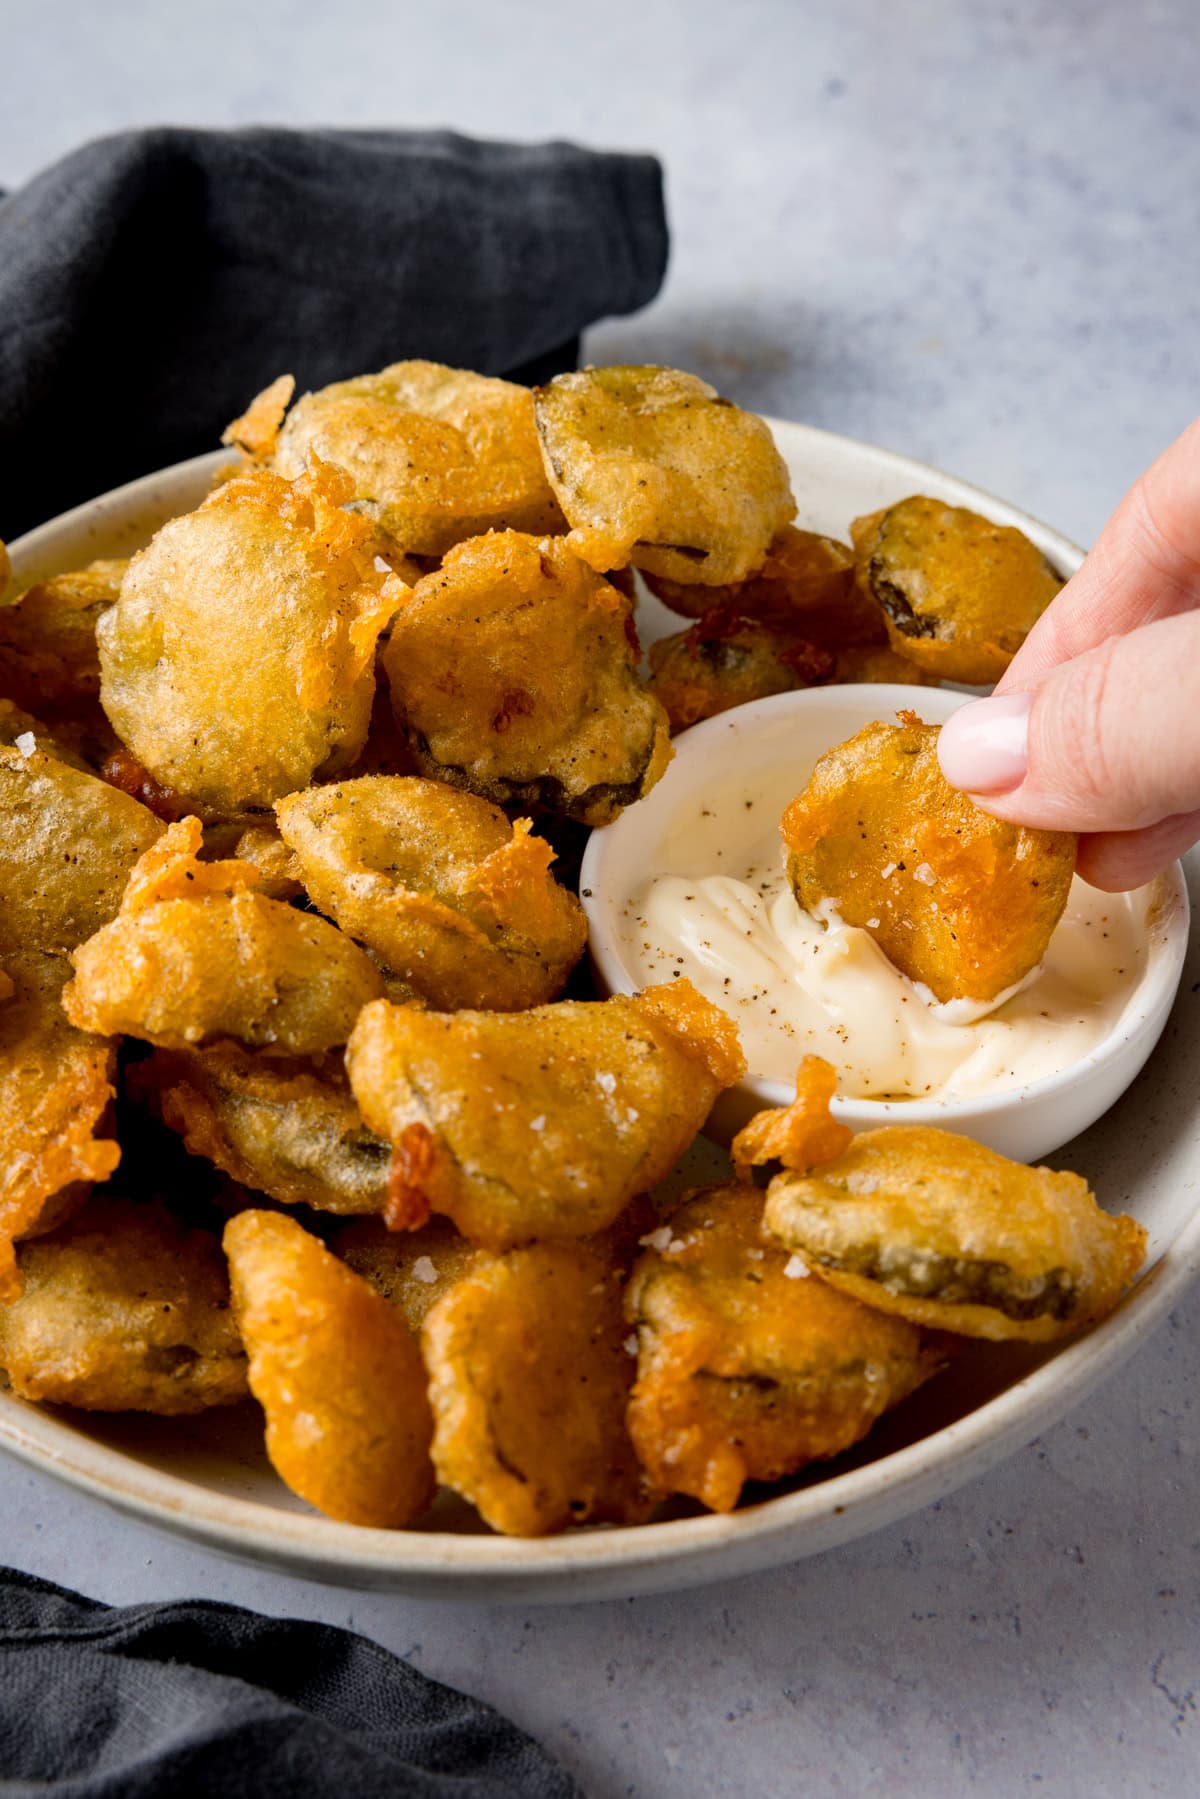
[3,426,1198,1603]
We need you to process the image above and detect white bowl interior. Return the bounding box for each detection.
[580,685,1189,1163]
[2,426,1198,1602]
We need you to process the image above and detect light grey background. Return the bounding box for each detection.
[2,1,1198,1792]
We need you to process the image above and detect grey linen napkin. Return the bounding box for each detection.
[0,125,669,538]
[0,1567,583,1796]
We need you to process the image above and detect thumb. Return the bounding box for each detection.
[937,607,1200,836]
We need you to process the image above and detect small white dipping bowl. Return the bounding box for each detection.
[580,684,1189,1164]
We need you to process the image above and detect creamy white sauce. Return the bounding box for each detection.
[618,767,1148,1102]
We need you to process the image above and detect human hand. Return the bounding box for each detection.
[937,417,1200,890]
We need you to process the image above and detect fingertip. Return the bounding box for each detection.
[937,692,1032,794]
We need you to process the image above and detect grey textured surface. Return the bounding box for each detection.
[2,0,1198,1791]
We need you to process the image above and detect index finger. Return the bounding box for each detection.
[996,414,1200,695]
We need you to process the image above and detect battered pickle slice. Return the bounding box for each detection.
[626,1182,942,1512]
[830,643,940,687]
[643,525,878,643]
[782,715,1076,1003]
[851,496,1063,685]
[383,530,671,826]
[0,558,125,717]
[422,1239,649,1536]
[336,1215,478,1335]
[275,775,587,1011]
[131,1045,392,1216]
[0,951,120,1299]
[533,365,796,585]
[64,819,383,1054]
[648,613,833,732]
[258,360,564,557]
[97,462,399,817]
[735,1058,1147,1344]
[0,744,162,955]
[224,1210,435,1527]
[0,699,94,772]
[0,1197,248,1414]
[345,980,745,1246]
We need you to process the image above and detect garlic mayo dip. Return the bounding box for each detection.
[617,763,1147,1102]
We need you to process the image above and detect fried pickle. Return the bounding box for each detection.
[220,823,302,903]
[851,496,1063,684]
[275,775,587,1011]
[0,698,95,772]
[97,463,399,816]
[648,612,833,731]
[336,1215,478,1335]
[253,361,564,557]
[132,1044,391,1215]
[0,558,125,717]
[782,715,1077,1003]
[735,1061,1146,1343]
[64,819,383,1053]
[643,525,880,644]
[422,1239,648,1535]
[345,980,745,1245]
[0,1197,247,1412]
[383,530,671,826]
[533,366,796,585]
[626,1182,941,1511]
[0,951,120,1299]
[0,744,162,955]
[830,642,940,686]
[224,1209,435,1526]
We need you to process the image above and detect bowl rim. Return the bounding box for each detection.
[3,422,1197,1600]
[579,683,1191,1128]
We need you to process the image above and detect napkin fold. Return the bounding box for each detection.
[0,126,669,538]
[0,1567,581,1797]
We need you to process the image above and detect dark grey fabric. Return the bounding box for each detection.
[0,1567,582,1797]
[0,126,668,538]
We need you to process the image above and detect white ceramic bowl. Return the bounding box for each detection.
[580,685,1190,1162]
[2,426,1199,1604]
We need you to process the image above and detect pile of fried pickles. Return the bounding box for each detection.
[0,363,1146,1533]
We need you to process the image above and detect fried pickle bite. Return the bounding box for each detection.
[0,558,125,718]
[64,819,383,1053]
[648,612,833,731]
[422,1239,648,1535]
[383,530,671,826]
[275,775,587,1011]
[336,1214,478,1335]
[533,366,796,585]
[830,643,940,686]
[0,744,162,955]
[643,525,880,641]
[346,980,745,1246]
[0,952,120,1299]
[0,1197,247,1412]
[0,698,96,772]
[215,823,302,903]
[239,361,564,557]
[734,1060,1146,1344]
[782,715,1077,1003]
[132,1044,391,1216]
[97,463,399,816]
[850,496,1063,685]
[224,1209,435,1527]
[626,1182,941,1512]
